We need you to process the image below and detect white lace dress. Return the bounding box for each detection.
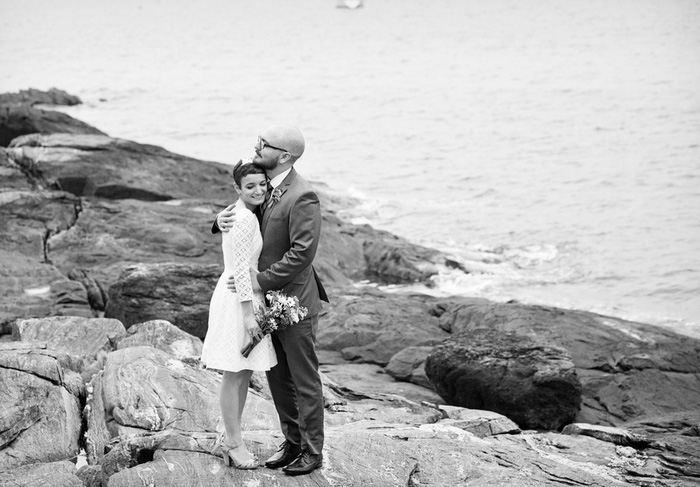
[201,200,277,372]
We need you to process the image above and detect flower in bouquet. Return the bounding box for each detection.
[241,291,308,358]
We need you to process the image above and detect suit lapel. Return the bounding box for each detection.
[261,168,297,233]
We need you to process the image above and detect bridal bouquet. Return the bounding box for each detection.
[241,291,308,358]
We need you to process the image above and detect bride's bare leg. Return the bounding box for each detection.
[220,369,255,464]
[236,371,251,428]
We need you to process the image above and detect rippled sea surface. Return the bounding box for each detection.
[1,0,699,336]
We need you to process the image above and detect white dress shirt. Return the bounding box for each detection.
[269,168,292,189]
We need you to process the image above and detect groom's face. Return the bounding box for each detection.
[254,151,280,172]
[253,134,286,171]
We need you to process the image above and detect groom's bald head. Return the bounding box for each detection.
[263,125,305,162]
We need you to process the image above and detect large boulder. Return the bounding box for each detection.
[0,147,32,189]
[0,105,106,147]
[426,328,582,430]
[104,262,220,338]
[0,189,79,260]
[0,87,82,107]
[7,133,232,201]
[12,316,126,378]
[432,299,700,426]
[317,287,450,366]
[0,343,84,470]
[84,346,279,465]
[319,358,444,405]
[12,316,124,355]
[317,213,445,285]
[46,197,223,289]
[100,422,642,487]
[81,346,700,487]
[114,319,203,360]
[385,345,435,389]
[0,88,96,148]
[0,188,91,325]
[0,460,82,486]
[0,250,73,331]
[623,410,700,481]
[437,405,521,438]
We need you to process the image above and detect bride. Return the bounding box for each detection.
[200,160,277,469]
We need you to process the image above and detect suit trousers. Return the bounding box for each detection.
[266,314,324,455]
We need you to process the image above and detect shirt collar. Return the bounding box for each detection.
[269,168,292,189]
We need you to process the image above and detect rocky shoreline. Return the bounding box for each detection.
[1,89,699,486]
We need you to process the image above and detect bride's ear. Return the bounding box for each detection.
[233,184,242,195]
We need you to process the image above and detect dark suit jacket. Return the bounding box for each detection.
[211,167,328,314]
[257,167,327,317]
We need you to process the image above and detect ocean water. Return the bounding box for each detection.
[1,0,699,337]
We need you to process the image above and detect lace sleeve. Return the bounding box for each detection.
[229,211,257,302]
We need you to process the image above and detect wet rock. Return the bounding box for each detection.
[325,394,443,427]
[623,410,700,482]
[562,423,650,447]
[0,147,32,190]
[0,343,84,469]
[315,207,453,287]
[84,346,279,465]
[432,299,700,426]
[114,319,203,360]
[7,133,232,201]
[12,316,125,378]
[12,316,124,356]
[317,287,450,366]
[46,197,223,290]
[437,405,522,437]
[68,268,108,311]
[362,228,443,284]
[102,425,643,487]
[320,359,444,405]
[0,88,82,107]
[426,328,582,430]
[0,250,64,331]
[385,345,434,389]
[0,105,106,147]
[104,262,220,338]
[76,464,102,487]
[48,279,94,317]
[0,189,80,260]
[0,460,82,486]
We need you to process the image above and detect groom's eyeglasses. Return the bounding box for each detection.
[257,136,289,153]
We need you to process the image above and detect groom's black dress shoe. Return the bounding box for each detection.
[282,450,323,476]
[265,441,302,469]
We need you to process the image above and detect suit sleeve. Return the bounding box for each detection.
[257,191,321,292]
[229,211,257,302]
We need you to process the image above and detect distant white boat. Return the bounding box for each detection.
[337,0,363,8]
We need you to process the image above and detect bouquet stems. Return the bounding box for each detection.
[241,335,262,358]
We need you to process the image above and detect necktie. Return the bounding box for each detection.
[263,181,273,211]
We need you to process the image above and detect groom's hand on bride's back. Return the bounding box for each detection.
[226,271,261,293]
[216,203,238,232]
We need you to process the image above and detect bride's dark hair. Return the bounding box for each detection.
[232,160,265,186]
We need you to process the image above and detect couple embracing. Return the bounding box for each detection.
[200,125,327,476]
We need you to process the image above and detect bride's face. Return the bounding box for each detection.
[236,173,267,208]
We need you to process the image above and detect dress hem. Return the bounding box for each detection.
[202,362,275,373]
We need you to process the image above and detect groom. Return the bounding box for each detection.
[213,125,327,476]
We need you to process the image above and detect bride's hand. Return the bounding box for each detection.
[242,304,263,341]
[247,320,263,342]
